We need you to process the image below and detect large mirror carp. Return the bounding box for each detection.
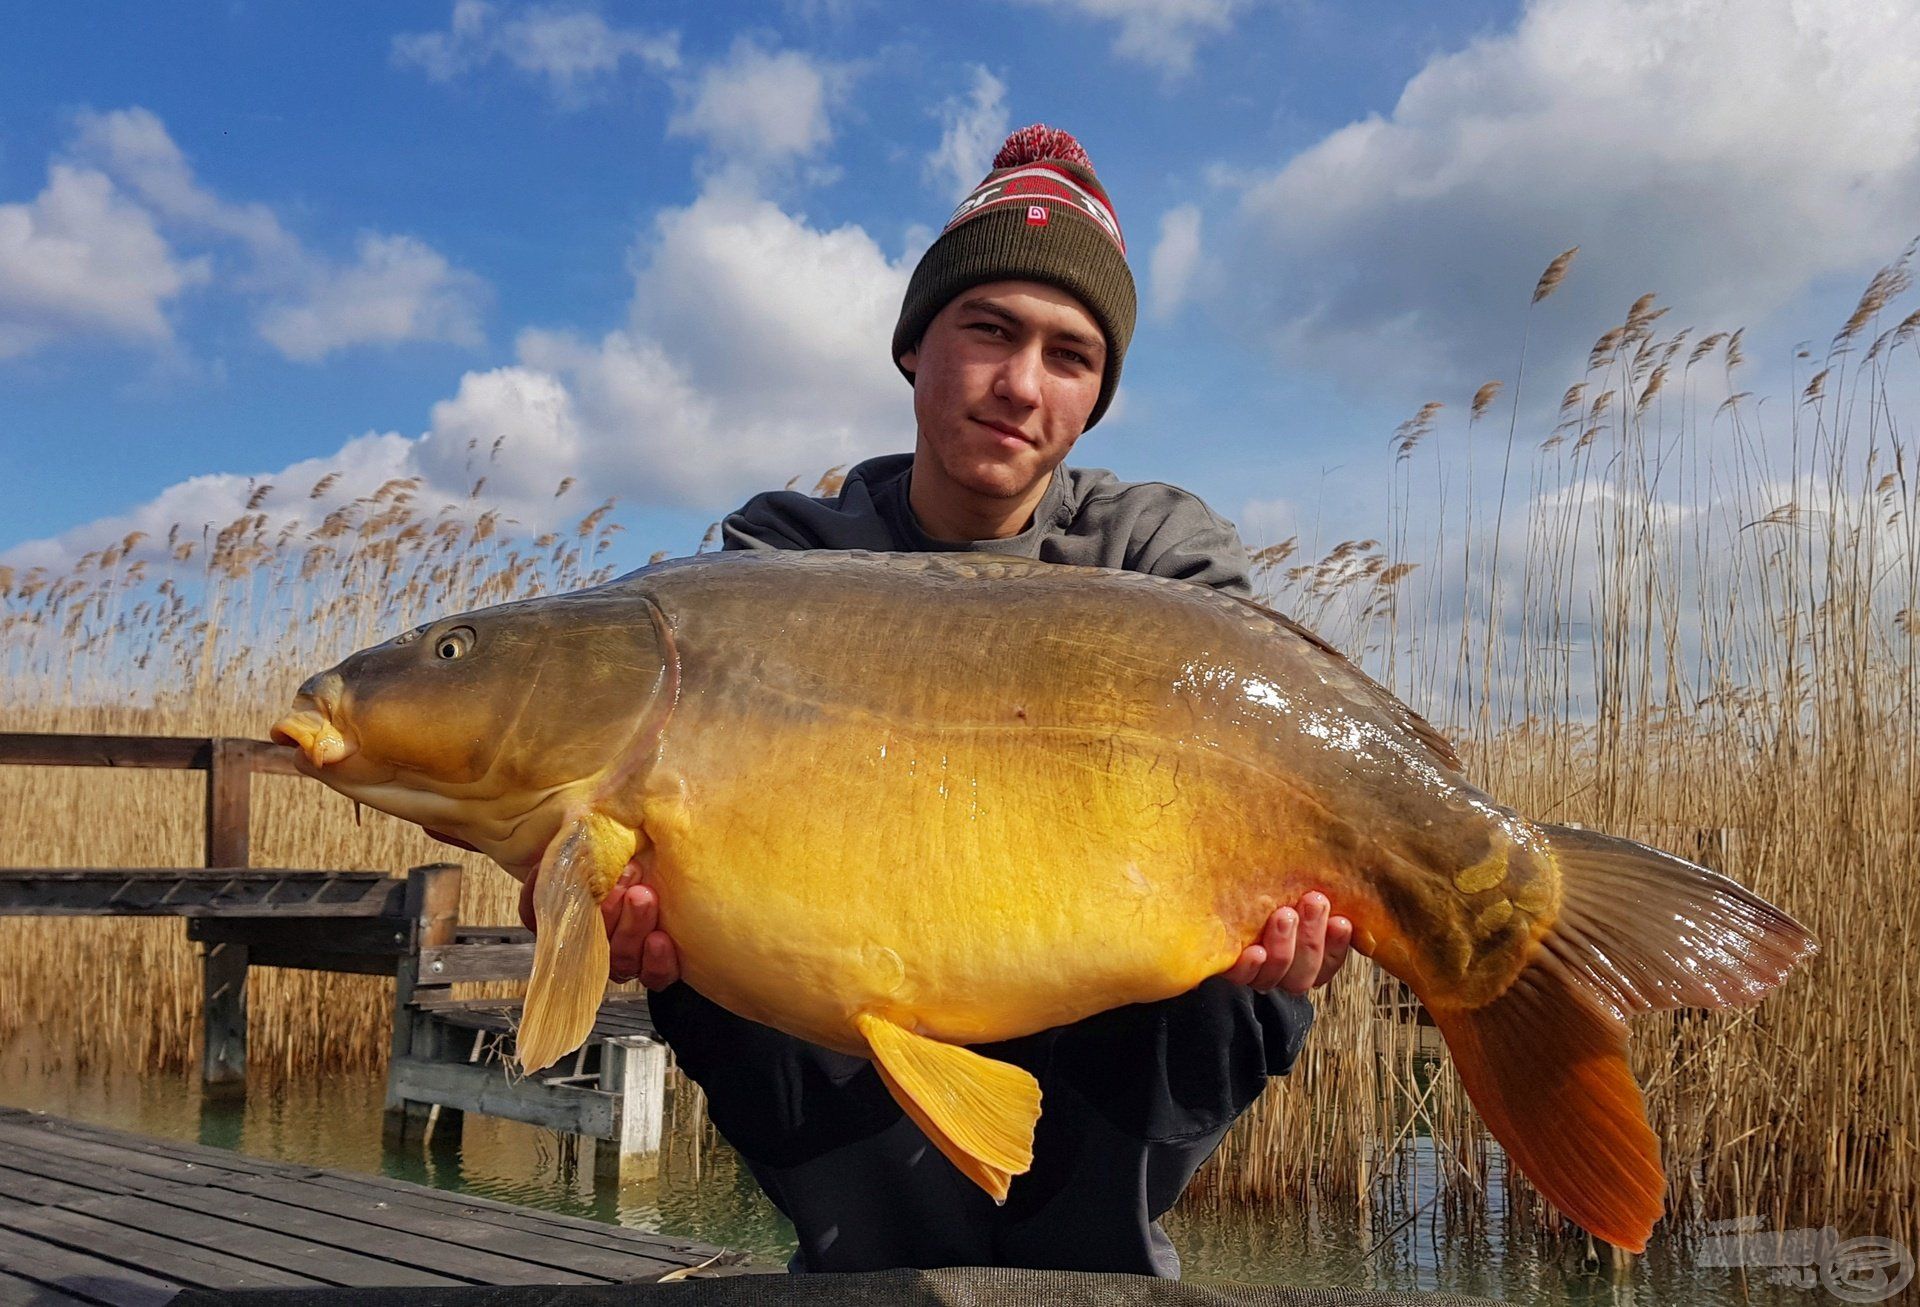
[272,550,1816,1252]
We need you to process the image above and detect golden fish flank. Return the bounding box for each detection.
[273,549,1817,1247]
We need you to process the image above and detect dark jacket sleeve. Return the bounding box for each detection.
[720,492,815,552]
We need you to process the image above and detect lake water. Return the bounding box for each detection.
[0,1043,1851,1305]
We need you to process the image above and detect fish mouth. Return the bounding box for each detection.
[271,699,357,768]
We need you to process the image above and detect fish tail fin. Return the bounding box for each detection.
[854,1012,1040,1203]
[1428,961,1664,1251]
[517,812,635,1074]
[1425,824,1817,1253]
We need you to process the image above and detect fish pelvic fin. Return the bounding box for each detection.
[854,1012,1040,1204]
[517,811,637,1074]
[1423,823,1817,1253]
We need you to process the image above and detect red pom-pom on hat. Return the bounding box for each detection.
[994,124,1093,173]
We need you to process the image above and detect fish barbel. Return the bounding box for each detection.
[271,551,1816,1251]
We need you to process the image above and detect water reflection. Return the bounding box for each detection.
[0,1046,1818,1304]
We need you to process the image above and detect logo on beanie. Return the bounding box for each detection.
[943,164,1124,254]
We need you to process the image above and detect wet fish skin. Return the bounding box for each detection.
[273,550,1816,1251]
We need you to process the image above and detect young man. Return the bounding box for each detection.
[525,126,1352,1277]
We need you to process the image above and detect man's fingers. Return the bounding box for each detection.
[1225,944,1265,987]
[1251,907,1297,991]
[638,931,680,991]
[600,862,643,934]
[1279,894,1328,994]
[1316,916,1354,988]
[607,884,654,983]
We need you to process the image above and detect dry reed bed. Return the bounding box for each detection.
[3,253,1915,1252]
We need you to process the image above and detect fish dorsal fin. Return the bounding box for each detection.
[854,1012,1041,1203]
[1228,593,1464,773]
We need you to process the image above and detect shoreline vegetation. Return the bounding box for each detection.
[3,248,1913,1259]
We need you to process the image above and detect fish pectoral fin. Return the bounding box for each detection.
[517,810,639,1074]
[854,1012,1040,1204]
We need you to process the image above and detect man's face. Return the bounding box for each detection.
[899,280,1106,501]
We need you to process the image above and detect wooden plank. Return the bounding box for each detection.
[59,1190,462,1289]
[0,1266,92,1303]
[387,1057,618,1138]
[147,1183,604,1285]
[456,925,533,944]
[0,1118,243,1186]
[0,733,299,776]
[274,1170,736,1264]
[220,1176,679,1280]
[0,1112,299,1180]
[0,733,209,770]
[189,916,414,955]
[0,1162,134,1208]
[0,1111,749,1273]
[0,1204,321,1291]
[0,869,405,917]
[0,1224,182,1306]
[204,737,253,870]
[243,741,305,777]
[418,939,536,984]
[242,946,402,975]
[0,1139,189,1197]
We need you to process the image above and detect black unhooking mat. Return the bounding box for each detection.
[170,1268,1509,1306]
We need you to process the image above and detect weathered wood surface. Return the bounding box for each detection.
[0,869,406,918]
[0,1108,760,1303]
[413,994,659,1044]
[0,733,300,777]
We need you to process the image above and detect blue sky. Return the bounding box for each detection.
[5,0,1918,573]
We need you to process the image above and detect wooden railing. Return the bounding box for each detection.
[0,732,667,1176]
[0,732,432,1094]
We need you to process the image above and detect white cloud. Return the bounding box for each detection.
[1238,495,1300,549]
[0,163,207,359]
[392,0,679,101]
[69,108,296,263]
[257,233,490,362]
[1147,203,1201,321]
[925,67,1009,200]
[0,107,493,364]
[1224,0,1920,386]
[5,180,914,568]
[667,40,849,170]
[1010,0,1249,75]
[0,431,417,574]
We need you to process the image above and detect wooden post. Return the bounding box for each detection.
[384,864,464,1145]
[595,1036,667,1182]
[204,737,252,869]
[201,940,249,1097]
[199,738,254,1095]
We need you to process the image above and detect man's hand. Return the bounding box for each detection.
[517,859,682,990]
[1222,891,1353,994]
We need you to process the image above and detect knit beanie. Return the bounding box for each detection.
[892,124,1137,431]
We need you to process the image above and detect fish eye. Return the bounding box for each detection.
[434,626,476,661]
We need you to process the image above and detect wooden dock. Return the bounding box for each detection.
[0,1107,760,1304]
[1,733,674,1178]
